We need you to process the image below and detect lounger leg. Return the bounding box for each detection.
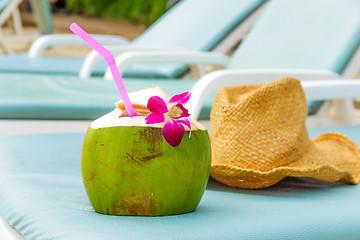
[0,31,13,53]
[333,99,357,125]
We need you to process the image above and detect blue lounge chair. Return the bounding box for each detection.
[110,0,360,126]
[1,79,360,239]
[0,0,266,78]
[0,0,359,124]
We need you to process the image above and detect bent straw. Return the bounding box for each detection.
[69,23,136,117]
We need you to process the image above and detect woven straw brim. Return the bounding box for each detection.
[210,77,360,189]
[211,132,360,189]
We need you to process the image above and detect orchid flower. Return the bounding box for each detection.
[145,91,192,148]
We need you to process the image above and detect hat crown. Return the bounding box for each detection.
[210,78,310,171]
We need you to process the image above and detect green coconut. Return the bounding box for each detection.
[81,88,211,216]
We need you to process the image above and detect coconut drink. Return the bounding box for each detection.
[69,23,211,216]
[81,87,211,216]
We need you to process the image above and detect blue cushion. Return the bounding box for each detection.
[0,55,106,76]
[227,0,360,74]
[124,0,265,78]
[0,73,213,120]
[1,126,360,239]
[307,100,324,115]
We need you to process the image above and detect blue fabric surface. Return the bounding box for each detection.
[0,55,106,76]
[0,73,213,120]
[227,0,360,74]
[0,0,264,78]
[0,127,360,239]
[125,0,265,78]
[307,100,324,115]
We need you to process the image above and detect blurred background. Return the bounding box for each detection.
[0,0,178,55]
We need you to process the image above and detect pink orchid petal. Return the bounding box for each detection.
[168,103,190,118]
[169,91,191,104]
[147,96,168,114]
[177,118,192,138]
[145,112,165,124]
[162,120,185,148]
[177,118,191,130]
[176,103,190,118]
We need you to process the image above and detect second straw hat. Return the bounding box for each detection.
[210,77,360,189]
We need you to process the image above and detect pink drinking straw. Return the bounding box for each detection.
[69,23,136,117]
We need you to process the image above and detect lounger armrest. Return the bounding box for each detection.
[28,34,130,58]
[302,80,360,100]
[79,46,189,78]
[187,69,340,120]
[104,51,230,80]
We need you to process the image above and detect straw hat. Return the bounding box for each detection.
[210,77,360,189]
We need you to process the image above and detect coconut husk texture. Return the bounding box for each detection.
[210,77,360,189]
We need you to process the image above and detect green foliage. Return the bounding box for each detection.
[66,0,168,26]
